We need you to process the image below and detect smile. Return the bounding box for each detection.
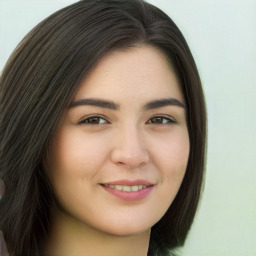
[103,184,148,192]
[101,180,154,201]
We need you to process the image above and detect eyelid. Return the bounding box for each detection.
[78,114,110,125]
[146,115,177,125]
[77,114,176,126]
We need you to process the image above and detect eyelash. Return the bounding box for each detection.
[146,116,176,125]
[78,115,176,126]
[78,115,109,125]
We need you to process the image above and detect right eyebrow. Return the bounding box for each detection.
[69,98,120,110]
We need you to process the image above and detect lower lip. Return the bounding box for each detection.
[101,185,154,201]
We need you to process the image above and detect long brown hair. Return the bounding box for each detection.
[0,0,206,255]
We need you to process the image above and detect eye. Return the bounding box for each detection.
[146,116,176,125]
[78,115,109,125]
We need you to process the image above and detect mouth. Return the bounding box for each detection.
[100,180,154,201]
[102,184,151,192]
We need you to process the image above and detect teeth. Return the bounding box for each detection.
[123,186,131,192]
[105,184,147,192]
[131,186,139,192]
[115,185,123,190]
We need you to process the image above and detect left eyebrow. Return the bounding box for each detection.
[143,98,186,110]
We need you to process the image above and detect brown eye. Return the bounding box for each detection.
[79,116,108,125]
[147,116,175,124]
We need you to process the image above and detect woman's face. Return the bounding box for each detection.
[48,46,189,236]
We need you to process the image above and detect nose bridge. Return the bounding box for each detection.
[111,122,149,168]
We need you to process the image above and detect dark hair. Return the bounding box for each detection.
[0,0,206,255]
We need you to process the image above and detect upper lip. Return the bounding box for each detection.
[101,179,154,186]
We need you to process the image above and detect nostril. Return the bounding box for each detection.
[116,157,148,169]
[117,161,134,168]
[110,136,150,168]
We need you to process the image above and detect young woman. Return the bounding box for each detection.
[0,0,207,255]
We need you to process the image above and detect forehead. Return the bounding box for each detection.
[74,45,184,104]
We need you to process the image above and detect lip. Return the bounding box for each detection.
[101,179,154,186]
[100,179,154,201]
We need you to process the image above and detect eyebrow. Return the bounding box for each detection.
[69,97,185,110]
[69,98,120,110]
[143,98,185,110]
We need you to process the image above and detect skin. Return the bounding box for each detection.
[44,45,190,256]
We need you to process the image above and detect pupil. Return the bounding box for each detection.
[90,117,99,123]
[152,117,162,123]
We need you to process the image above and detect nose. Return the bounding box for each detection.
[110,125,150,169]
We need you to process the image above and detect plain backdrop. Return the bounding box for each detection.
[0,1,255,255]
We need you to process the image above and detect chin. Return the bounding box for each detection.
[104,226,151,237]
[93,219,153,237]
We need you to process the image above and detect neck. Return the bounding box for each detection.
[43,208,150,256]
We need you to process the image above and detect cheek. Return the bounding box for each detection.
[152,129,190,195]
[51,129,109,177]
[144,130,189,223]
[47,129,111,207]
[152,129,189,172]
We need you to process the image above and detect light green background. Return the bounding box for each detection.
[0,1,255,255]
